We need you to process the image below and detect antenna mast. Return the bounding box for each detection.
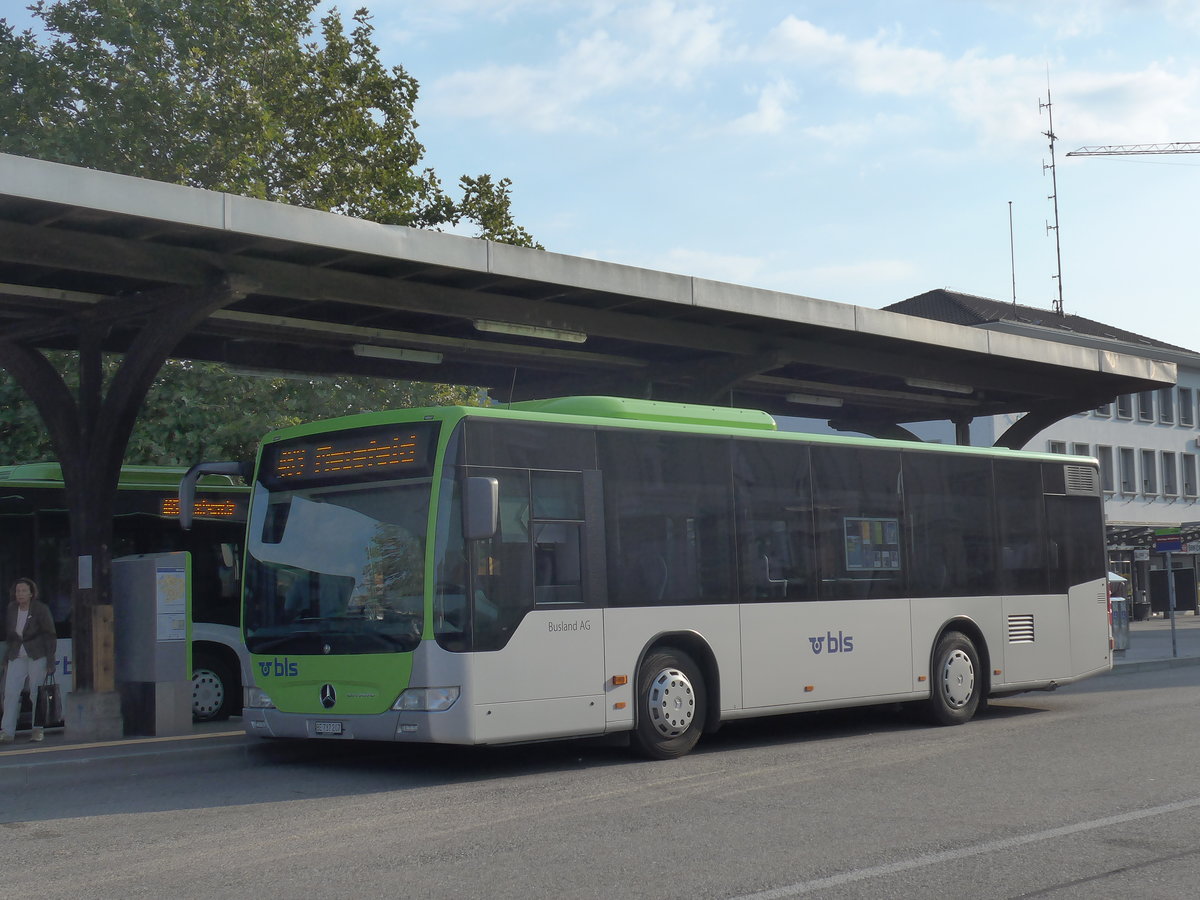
[1040,86,1065,316]
[1008,200,1016,305]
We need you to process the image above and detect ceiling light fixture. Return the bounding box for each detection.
[473,319,587,343]
[904,377,973,395]
[352,344,443,364]
[785,393,844,408]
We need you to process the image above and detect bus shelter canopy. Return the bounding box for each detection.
[0,151,1177,709]
[0,152,1175,446]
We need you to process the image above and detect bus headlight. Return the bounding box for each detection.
[393,686,460,712]
[244,686,276,709]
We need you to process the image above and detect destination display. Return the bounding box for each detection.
[159,497,245,520]
[259,422,439,489]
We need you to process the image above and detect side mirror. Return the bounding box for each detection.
[463,476,499,541]
[179,461,247,531]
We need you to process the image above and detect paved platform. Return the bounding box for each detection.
[0,616,1196,765]
[1112,612,1200,672]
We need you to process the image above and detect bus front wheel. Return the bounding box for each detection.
[193,651,239,722]
[632,649,706,759]
[926,631,980,726]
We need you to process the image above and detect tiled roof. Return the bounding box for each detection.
[884,289,1194,354]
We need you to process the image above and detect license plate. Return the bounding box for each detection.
[314,721,343,736]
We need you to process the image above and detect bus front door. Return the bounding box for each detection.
[469,469,606,744]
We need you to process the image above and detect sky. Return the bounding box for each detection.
[5,0,1200,351]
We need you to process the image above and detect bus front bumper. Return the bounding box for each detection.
[242,705,473,743]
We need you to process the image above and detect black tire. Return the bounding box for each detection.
[926,631,981,726]
[192,651,239,722]
[631,649,706,759]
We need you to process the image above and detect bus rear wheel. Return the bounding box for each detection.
[192,651,239,722]
[632,649,706,759]
[926,631,980,726]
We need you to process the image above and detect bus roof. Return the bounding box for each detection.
[258,396,1096,466]
[0,463,243,489]
[508,396,779,431]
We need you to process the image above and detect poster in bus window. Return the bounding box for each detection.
[843,517,902,571]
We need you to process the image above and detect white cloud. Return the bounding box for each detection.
[729,79,795,134]
[764,18,947,95]
[803,258,920,286]
[423,0,731,132]
[1056,65,1200,144]
[422,3,1200,153]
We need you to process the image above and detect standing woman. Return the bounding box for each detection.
[2,578,57,743]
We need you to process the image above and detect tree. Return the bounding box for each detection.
[0,0,541,242]
[0,354,478,465]
[0,1,540,465]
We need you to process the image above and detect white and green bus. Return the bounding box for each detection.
[0,463,250,723]
[222,396,1110,759]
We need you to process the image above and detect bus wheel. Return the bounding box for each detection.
[632,649,706,759]
[927,631,980,726]
[193,652,238,722]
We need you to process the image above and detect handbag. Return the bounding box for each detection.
[34,673,64,729]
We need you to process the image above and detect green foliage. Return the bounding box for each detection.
[459,174,543,249]
[0,0,537,239]
[0,1,534,464]
[1,355,478,465]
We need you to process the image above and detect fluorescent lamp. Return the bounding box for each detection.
[785,393,843,408]
[473,319,587,343]
[904,377,973,395]
[352,344,443,364]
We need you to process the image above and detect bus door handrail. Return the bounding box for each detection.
[179,462,247,531]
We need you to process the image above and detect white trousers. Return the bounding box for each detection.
[2,654,48,737]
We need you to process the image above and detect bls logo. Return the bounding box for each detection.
[258,657,299,678]
[808,631,854,655]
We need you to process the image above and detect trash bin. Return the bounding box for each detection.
[1132,595,1151,621]
[1111,596,1130,651]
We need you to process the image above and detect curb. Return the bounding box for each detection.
[1109,655,1200,675]
[0,729,248,779]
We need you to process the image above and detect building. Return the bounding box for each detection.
[885,289,1200,619]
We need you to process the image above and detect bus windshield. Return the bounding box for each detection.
[244,478,431,655]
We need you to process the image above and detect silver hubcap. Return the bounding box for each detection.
[647,667,695,737]
[192,668,225,718]
[941,649,975,709]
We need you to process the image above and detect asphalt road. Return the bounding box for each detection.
[3,664,1200,899]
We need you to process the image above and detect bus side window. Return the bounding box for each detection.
[732,439,816,601]
[599,431,735,607]
[531,471,584,606]
[994,460,1050,594]
[811,446,904,600]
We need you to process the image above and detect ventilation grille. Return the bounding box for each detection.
[1008,614,1035,643]
[1065,465,1100,496]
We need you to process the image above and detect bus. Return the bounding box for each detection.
[0,463,250,722]
[223,396,1110,759]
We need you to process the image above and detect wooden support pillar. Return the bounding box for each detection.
[0,278,247,738]
[93,605,115,694]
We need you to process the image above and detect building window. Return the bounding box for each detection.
[1181,388,1196,427]
[1071,442,1090,457]
[1048,441,1066,454]
[1141,449,1158,495]
[1119,447,1136,494]
[1097,445,1115,493]
[1184,454,1198,498]
[1163,451,1178,496]
[1116,394,1133,420]
[1094,402,1113,417]
[1138,391,1155,422]
[1159,388,1175,424]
